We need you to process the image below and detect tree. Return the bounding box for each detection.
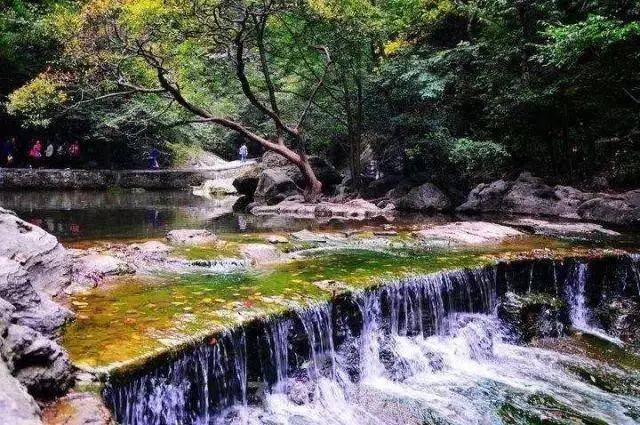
[52,0,340,197]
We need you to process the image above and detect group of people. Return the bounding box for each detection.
[1,137,81,168]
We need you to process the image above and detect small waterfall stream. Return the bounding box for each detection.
[105,255,640,425]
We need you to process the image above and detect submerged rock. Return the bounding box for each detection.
[240,244,282,264]
[497,292,569,341]
[0,208,71,297]
[42,392,115,425]
[167,229,218,245]
[267,234,289,244]
[413,221,523,245]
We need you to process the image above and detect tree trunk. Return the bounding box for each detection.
[265,140,323,200]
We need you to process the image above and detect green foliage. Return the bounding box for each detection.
[6,73,68,127]
[449,138,510,181]
[540,15,640,68]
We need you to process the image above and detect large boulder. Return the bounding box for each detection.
[1,324,73,398]
[577,196,640,226]
[0,360,42,425]
[261,152,343,190]
[254,169,300,205]
[395,183,451,211]
[0,208,71,297]
[0,258,73,338]
[458,172,640,226]
[232,166,261,196]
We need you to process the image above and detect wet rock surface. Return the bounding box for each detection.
[459,172,640,225]
[70,254,135,293]
[240,244,282,264]
[251,198,394,220]
[42,392,115,425]
[497,292,569,341]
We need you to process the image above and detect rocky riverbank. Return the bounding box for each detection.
[0,208,113,425]
[230,152,640,227]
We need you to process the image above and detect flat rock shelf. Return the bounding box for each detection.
[99,253,640,424]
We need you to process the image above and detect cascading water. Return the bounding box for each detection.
[105,255,640,425]
[565,262,590,329]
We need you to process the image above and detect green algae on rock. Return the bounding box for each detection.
[61,237,593,372]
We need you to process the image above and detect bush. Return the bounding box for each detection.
[448,138,510,182]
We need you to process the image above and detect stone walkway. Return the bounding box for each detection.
[0,160,257,190]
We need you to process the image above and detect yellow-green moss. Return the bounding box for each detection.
[61,236,580,371]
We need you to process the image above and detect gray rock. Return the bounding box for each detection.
[0,298,15,340]
[458,172,640,226]
[0,360,42,425]
[232,167,261,196]
[262,152,342,189]
[577,196,640,225]
[167,229,218,245]
[70,254,135,293]
[1,324,73,397]
[261,150,291,168]
[0,258,73,338]
[413,221,523,246]
[0,208,71,297]
[239,244,282,264]
[254,169,300,205]
[395,183,451,211]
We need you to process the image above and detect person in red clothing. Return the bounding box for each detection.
[68,140,81,167]
[28,139,43,168]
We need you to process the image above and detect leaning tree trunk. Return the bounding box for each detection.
[266,140,323,201]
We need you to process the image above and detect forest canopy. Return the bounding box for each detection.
[1,0,639,189]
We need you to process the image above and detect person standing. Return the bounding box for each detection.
[45,141,54,167]
[2,137,15,166]
[68,140,81,167]
[239,143,248,162]
[28,139,43,168]
[148,147,160,169]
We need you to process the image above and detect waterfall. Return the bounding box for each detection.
[105,256,640,425]
[565,262,590,329]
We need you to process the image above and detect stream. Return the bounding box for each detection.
[104,256,640,425]
[3,189,640,424]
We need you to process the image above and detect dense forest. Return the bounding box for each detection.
[1,0,639,191]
